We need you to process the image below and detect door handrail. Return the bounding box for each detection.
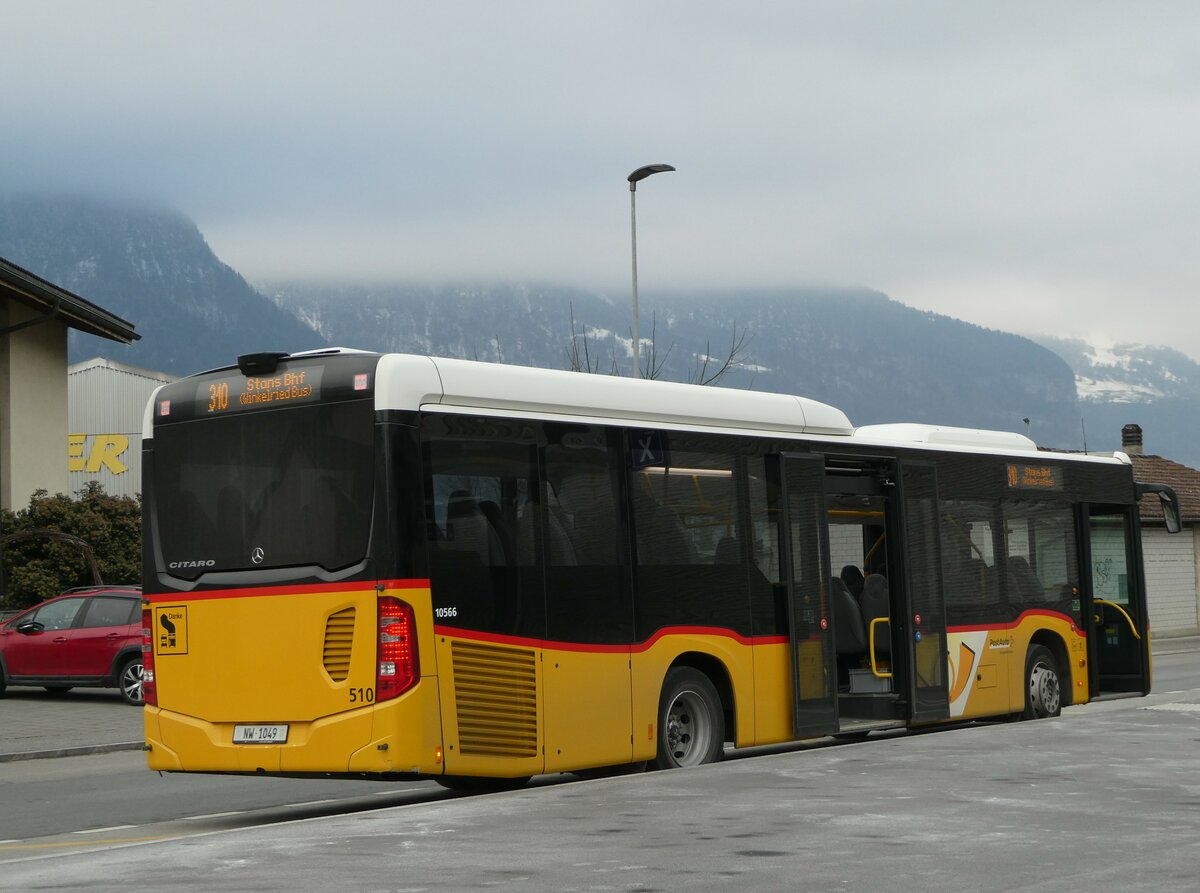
[868,617,893,678]
[1093,598,1142,641]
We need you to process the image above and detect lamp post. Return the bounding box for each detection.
[628,163,675,378]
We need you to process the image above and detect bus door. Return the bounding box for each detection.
[779,452,838,737]
[1079,505,1151,696]
[823,461,906,724]
[895,461,950,724]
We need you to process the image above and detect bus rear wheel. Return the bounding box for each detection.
[655,667,724,770]
[1023,645,1062,719]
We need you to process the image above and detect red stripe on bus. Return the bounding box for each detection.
[947,608,1081,634]
[432,624,789,654]
[143,578,430,603]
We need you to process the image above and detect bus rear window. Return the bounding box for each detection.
[152,401,375,578]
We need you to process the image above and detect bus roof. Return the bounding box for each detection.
[375,353,855,436]
[144,349,1130,467]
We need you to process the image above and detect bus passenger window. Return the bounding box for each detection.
[1003,500,1079,616]
[542,425,631,644]
[940,500,1000,622]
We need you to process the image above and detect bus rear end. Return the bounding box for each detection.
[141,351,442,777]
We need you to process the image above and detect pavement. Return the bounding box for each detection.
[1,635,1197,763]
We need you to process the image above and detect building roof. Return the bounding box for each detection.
[68,356,173,382]
[1130,453,1200,525]
[0,256,138,343]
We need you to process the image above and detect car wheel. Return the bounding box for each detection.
[118,655,145,706]
[655,667,725,770]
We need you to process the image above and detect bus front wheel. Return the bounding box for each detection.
[1023,645,1062,719]
[655,667,725,770]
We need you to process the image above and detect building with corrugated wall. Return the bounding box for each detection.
[67,358,174,499]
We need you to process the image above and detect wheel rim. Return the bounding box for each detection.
[122,662,144,705]
[664,688,714,767]
[1028,661,1060,716]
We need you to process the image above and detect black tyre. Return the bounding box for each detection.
[434,775,530,793]
[655,667,725,770]
[1023,645,1062,719]
[117,655,145,706]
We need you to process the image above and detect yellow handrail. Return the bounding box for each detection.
[868,617,893,678]
[1094,599,1142,641]
[863,531,886,569]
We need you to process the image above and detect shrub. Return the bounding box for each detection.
[0,483,141,611]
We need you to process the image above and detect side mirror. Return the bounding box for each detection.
[16,620,44,634]
[1137,483,1182,535]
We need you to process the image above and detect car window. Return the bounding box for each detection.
[81,596,139,628]
[29,597,87,631]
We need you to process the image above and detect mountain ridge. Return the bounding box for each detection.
[0,194,1183,463]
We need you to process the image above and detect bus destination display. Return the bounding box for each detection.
[1006,463,1063,491]
[199,367,323,415]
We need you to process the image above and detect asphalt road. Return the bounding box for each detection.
[4,649,1196,843]
[1,649,1199,891]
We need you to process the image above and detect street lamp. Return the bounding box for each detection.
[628,163,675,378]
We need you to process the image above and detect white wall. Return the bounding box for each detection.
[0,302,68,510]
[1143,528,1199,637]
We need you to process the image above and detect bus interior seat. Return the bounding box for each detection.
[544,488,580,565]
[477,500,516,567]
[555,475,615,565]
[832,576,868,657]
[631,482,697,565]
[445,491,506,568]
[1006,555,1043,605]
[840,564,865,599]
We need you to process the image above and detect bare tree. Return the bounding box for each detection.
[566,307,752,386]
[688,321,752,386]
[566,303,620,375]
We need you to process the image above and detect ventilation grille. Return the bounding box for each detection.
[322,607,356,682]
[452,641,538,757]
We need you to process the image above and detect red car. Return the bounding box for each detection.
[0,587,144,705]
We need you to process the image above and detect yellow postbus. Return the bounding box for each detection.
[141,349,1180,786]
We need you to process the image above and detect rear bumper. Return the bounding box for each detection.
[145,677,444,776]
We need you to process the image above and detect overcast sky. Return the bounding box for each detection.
[4,2,1200,358]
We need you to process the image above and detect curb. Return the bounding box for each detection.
[0,741,144,763]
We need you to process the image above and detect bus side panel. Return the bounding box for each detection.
[434,631,545,779]
[630,631,757,764]
[750,640,795,745]
[946,613,1087,719]
[543,646,632,773]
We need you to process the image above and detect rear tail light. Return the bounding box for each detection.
[377,597,419,702]
[141,607,158,707]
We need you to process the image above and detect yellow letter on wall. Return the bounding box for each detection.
[85,435,130,474]
[67,433,87,471]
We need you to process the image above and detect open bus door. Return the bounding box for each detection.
[895,461,950,725]
[778,452,839,738]
[1079,502,1155,697]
